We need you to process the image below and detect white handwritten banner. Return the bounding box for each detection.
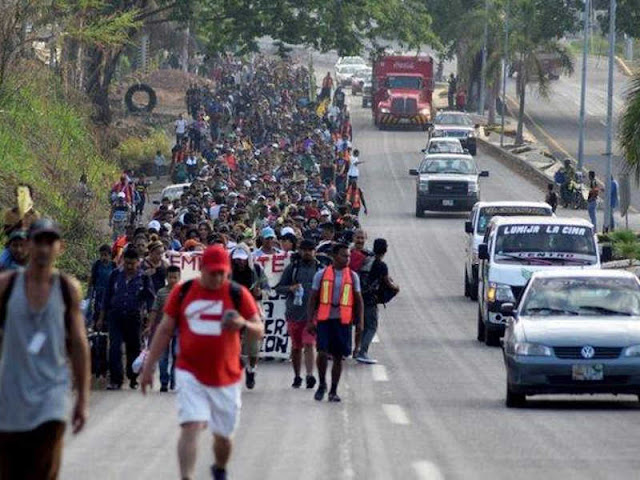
[254,252,291,358]
[167,251,202,280]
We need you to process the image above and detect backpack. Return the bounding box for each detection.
[359,256,379,299]
[177,279,243,313]
[291,258,322,285]
[0,271,74,353]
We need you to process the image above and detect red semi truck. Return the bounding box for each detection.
[371,55,434,130]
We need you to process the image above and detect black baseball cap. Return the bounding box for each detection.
[28,218,61,240]
[299,238,316,250]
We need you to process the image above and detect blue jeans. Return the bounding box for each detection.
[588,200,597,231]
[358,303,379,356]
[159,336,177,387]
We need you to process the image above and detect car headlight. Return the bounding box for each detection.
[514,342,553,357]
[487,282,515,303]
[468,182,479,193]
[622,345,640,357]
[380,107,390,114]
[419,180,429,192]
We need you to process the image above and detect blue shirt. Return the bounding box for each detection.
[0,248,18,271]
[103,268,155,315]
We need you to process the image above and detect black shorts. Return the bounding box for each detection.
[317,318,352,357]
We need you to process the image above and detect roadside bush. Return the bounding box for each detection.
[0,66,118,279]
[115,129,170,173]
[609,230,640,265]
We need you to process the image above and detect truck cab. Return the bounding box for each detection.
[464,201,554,301]
[476,216,608,347]
[372,55,434,130]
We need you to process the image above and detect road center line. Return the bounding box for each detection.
[412,461,444,480]
[382,404,410,425]
[371,364,388,382]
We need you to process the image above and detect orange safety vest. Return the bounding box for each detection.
[346,185,361,209]
[316,266,354,325]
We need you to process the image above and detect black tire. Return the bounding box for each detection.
[464,269,471,298]
[469,274,478,301]
[415,202,424,218]
[485,325,501,347]
[506,384,526,408]
[477,305,485,341]
[125,83,158,113]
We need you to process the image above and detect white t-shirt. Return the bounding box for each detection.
[348,156,361,178]
[175,119,188,135]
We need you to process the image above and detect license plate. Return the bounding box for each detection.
[442,199,454,206]
[572,364,604,381]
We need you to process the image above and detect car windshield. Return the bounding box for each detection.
[521,277,640,317]
[494,224,597,264]
[477,206,553,234]
[428,141,464,154]
[338,65,360,75]
[386,75,422,90]
[354,68,371,78]
[339,56,365,66]
[421,158,476,174]
[435,113,473,126]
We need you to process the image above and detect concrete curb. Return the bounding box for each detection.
[477,138,552,191]
[615,55,634,77]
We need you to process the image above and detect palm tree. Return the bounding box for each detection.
[619,73,640,184]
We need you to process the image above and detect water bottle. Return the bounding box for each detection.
[293,285,304,306]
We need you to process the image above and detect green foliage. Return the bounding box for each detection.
[610,230,640,262]
[593,0,640,38]
[619,72,640,184]
[0,67,118,279]
[115,130,171,172]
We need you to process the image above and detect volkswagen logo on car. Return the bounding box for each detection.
[581,345,595,359]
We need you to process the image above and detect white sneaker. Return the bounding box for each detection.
[356,355,378,364]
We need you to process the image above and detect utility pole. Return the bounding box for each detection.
[604,0,616,232]
[500,0,510,147]
[478,0,490,116]
[577,0,590,171]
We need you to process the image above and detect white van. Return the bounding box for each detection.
[476,216,611,346]
[464,201,553,300]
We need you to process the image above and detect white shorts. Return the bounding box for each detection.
[175,369,242,438]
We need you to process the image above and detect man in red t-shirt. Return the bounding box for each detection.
[141,245,263,480]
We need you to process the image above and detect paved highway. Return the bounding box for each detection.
[507,55,638,207]
[62,92,640,480]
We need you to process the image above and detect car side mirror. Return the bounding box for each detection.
[421,148,427,153]
[500,303,515,316]
[479,170,489,177]
[601,244,613,263]
[478,243,489,260]
[465,221,473,234]
[409,169,419,176]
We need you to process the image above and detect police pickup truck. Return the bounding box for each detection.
[476,216,611,346]
[409,154,488,217]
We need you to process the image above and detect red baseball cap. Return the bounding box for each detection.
[201,245,231,273]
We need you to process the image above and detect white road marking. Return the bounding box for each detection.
[412,461,445,480]
[382,404,410,425]
[371,364,389,382]
[372,333,380,343]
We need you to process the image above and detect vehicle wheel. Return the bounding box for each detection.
[464,269,471,298]
[415,203,424,218]
[469,275,478,301]
[485,325,501,347]
[476,305,485,342]
[506,385,526,408]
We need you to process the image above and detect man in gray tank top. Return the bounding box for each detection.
[0,218,90,480]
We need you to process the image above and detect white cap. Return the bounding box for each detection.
[147,220,161,231]
[117,191,126,198]
[244,180,252,188]
[280,226,295,236]
[320,209,331,216]
[231,248,249,260]
[162,222,172,233]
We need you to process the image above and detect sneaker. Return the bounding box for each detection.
[211,465,227,480]
[160,384,168,392]
[328,392,342,402]
[306,375,317,389]
[106,384,121,391]
[245,370,255,390]
[292,376,303,388]
[314,384,327,401]
[129,379,139,390]
[356,354,378,365]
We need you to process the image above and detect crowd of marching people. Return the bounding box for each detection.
[0,56,398,480]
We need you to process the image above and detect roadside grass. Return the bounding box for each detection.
[0,66,119,279]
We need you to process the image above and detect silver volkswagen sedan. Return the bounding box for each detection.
[501,270,640,407]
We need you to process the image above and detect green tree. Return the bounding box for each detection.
[619,72,640,182]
